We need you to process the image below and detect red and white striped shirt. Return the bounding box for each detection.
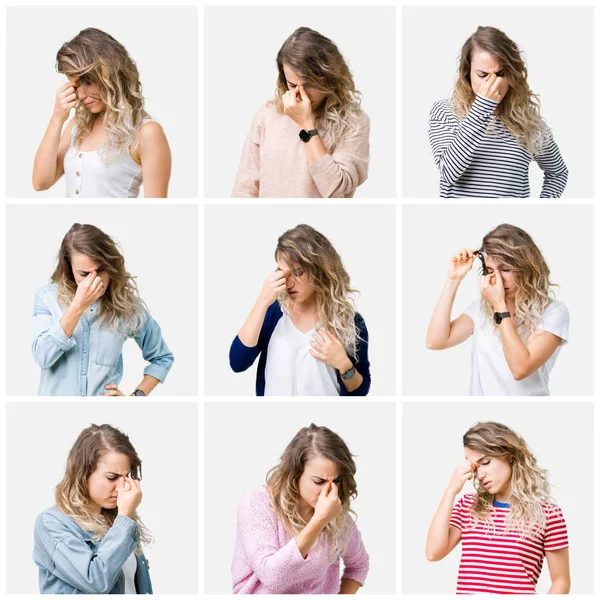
[450,494,569,594]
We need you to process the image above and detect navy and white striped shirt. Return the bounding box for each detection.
[429,95,568,198]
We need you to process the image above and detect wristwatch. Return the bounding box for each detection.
[340,366,356,380]
[299,128,319,143]
[134,389,147,396]
[494,311,511,325]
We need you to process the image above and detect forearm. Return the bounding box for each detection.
[238,300,269,347]
[433,95,497,183]
[547,577,570,594]
[130,374,160,396]
[295,516,326,558]
[33,116,65,190]
[339,578,361,594]
[496,304,531,379]
[427,278,461,348]
[301,118,327,165]
[59,302,85,338]
[426,491,455,561]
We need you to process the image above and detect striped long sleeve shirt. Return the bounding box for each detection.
[429,95,568,198]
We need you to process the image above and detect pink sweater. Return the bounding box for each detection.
[232,103,370,198]
[232,487,370,594]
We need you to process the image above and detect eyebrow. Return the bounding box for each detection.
[285,78,303,87]
[105,471,127,477]
[311,474,340,480]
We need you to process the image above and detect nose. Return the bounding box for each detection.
[76,86,87,100]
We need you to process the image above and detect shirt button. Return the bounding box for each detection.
[83,349,86,353]
[79,153,83,158]
[76,171,81,177]
[81,393,85,396]
[83,328,88,332]
[82,372,86,376]
[75,189,80,195]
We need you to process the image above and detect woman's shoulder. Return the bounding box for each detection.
[544,298,569,316]
[456,493,476,507]
[238,486,273,514]
[35,506,78,534]
[35,282,58,299]
[353,311,368,330]
[429,98,455,120]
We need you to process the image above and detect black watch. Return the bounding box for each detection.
[134,389,146,396]
[340,366,356,380]
[299,128,319,143]
[494,311,511,325]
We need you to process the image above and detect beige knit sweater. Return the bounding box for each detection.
[232,102,370,198]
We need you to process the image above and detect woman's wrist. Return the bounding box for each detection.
[299,119,316,131]
[494,301,508,313]
[337,356,353,373]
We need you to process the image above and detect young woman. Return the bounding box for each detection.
[426,421,570,594]
[33,424,153,594]
[428,26,568,198]
[232,424,369,594]
[232,27,370,198]
[33,28,171,198]
[32,223,174,396]
[426,224,568,395]
[229,224,370,396]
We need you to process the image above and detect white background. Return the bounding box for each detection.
[402,6,594,199]
[5,204,198,396]
[6,401,198,594]
[203,6,396,198]
[402,402,594,594]
[204,203,396,396]
[204,401,396,594]
[6,6,198,198]
[402,203,594,396]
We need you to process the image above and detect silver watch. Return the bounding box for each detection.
[340,366,356,380]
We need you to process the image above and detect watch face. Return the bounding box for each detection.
[494,312,501,325]
[134,390,146,396]
[299,129,310,142]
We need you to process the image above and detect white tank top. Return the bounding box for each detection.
[264,313,341,396]
[64,120,154,198]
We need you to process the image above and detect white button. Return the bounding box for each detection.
[75,189,79,195]
[76,171,81,177]
[79,153,83,158]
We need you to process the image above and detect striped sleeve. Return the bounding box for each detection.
[544,505,569,552]
[535,132,568,198]
[450,495,468,530]
[428,95,498,184]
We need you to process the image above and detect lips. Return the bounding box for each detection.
[483,481,493,490]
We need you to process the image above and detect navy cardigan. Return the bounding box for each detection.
[229,302,371,396]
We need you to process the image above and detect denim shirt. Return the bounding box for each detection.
[33,507,153,594]
[32,284,174,396]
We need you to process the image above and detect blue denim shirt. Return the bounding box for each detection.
[33,507,153,594]
[32,284,174,396]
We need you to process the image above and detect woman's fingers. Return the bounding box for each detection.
[309,348,325,361]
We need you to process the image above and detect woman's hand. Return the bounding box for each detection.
[72,271,104,312]
[479,271,506,311]
[282,85,314,130]
[103,384,125,397]
[53,82,78,124]
[258,269,288,308]
[478,73,505,103]
[448,248,476,280]
[313,481,343,525]
[116,476,142,518]
[309,330,352,372]
[446,460,475,497]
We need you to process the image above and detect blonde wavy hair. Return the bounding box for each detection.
[273,27,363,152]
[451,26,550,155]
[463,421,557,538]
[266,424,358,557]
[56,28,148,162]
[479,224,556,343]
[51,223,146,335]
[55,424,152,552]
[276,224,361,359]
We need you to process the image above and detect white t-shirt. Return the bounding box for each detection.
[264,313,341,396]
[463,298,569,396]
[123,551,137,594]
